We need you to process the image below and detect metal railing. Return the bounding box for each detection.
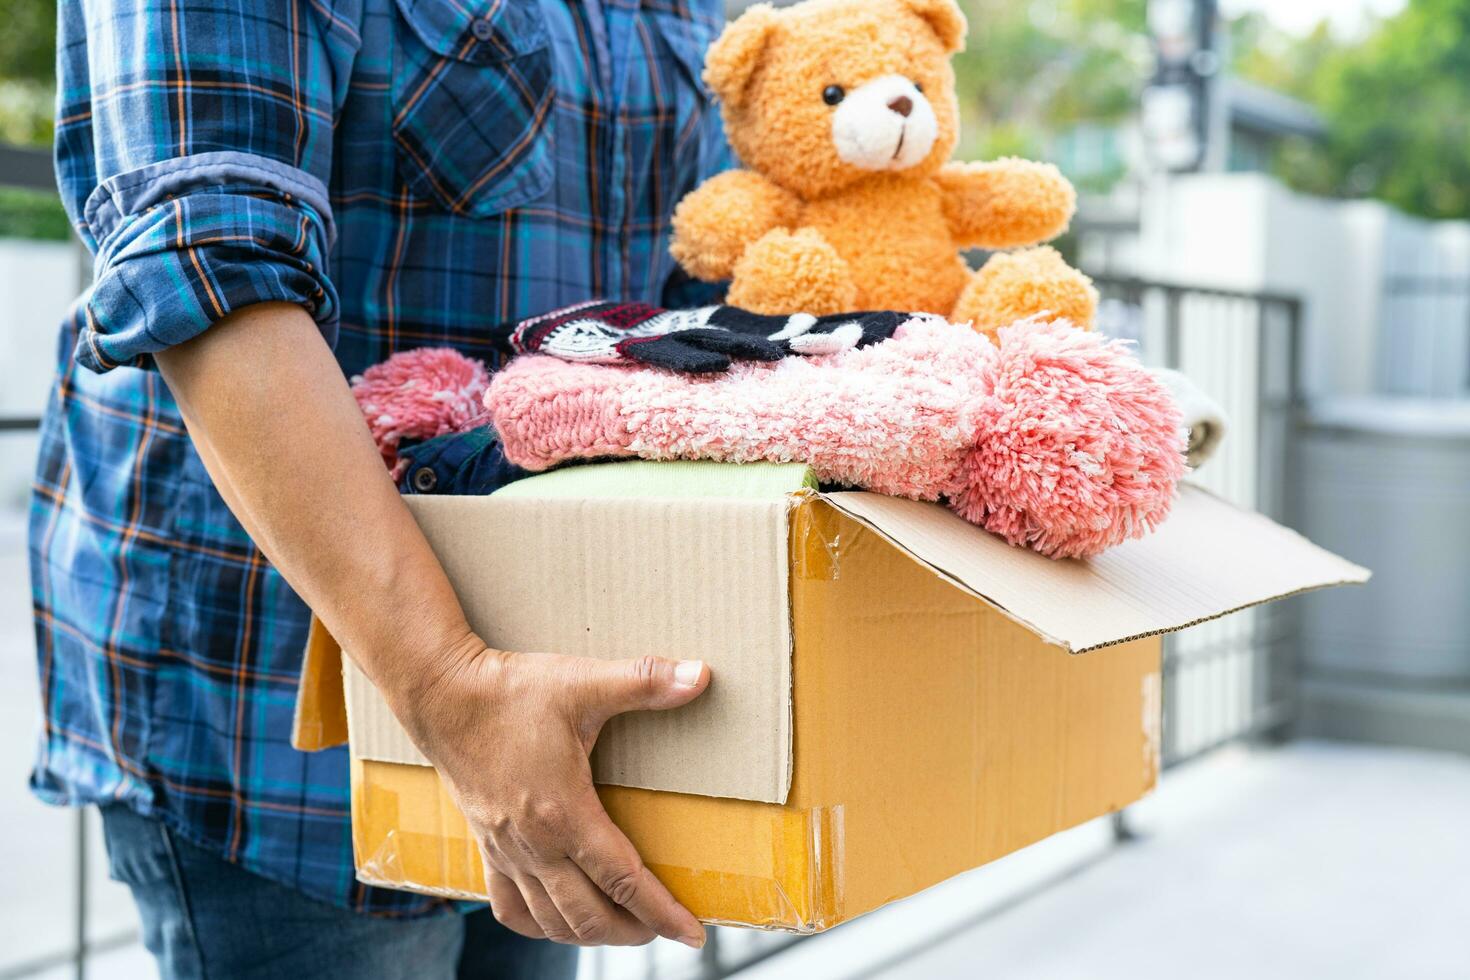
[3,142,1309,978]
[584,275,1311,980]
[2,143,133,980]
[3,427,130,980]
[1090,275,1306,768]
[1,290,1310,979]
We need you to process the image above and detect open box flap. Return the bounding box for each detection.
[822,482,1371,654]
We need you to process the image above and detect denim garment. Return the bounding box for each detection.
[100,805,579,980]
[397,428,533,496]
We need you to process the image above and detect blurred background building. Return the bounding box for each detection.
[2,0,1468,977]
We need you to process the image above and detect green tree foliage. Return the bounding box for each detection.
[0,186,70,239]
[1231,13,1337,103]
[951,0,1151,165]
[0,0,57,147]
[0,0,62,241]
[0,0,57,84]
[1238,0,1470,220]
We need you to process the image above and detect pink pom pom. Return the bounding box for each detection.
[351,348,490,476]
[951,320,1187,559]
[483,314,1185,558]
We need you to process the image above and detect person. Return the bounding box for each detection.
[30,0,730,975]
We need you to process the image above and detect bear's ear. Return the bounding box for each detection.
[895,0,967,53]
[704,3,778,110]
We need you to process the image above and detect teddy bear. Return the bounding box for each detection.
[669,0,1098,338]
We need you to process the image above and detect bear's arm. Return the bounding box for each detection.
[670,170,802,281]
[935,159,1077,250]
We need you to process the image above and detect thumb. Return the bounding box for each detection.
[577,656,710,724]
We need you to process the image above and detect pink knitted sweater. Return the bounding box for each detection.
[484,318,1185,559]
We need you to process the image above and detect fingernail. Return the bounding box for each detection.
[678,932,705,949]
[674,660,704,689]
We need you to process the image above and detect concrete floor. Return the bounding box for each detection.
[740,741,1470,980]
[5,499,1470,979]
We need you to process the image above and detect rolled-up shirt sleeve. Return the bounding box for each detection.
[59,0,356,373]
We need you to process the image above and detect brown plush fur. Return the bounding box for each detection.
[670,0,1097,337]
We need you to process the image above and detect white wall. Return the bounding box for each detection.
[1135,173,1470,399]
[0,237,78,510]
[1138,175,1363,398]
[1376,211,1470,397]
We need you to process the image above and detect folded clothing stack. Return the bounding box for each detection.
[353,302,911,488]
[353,303,1188,559]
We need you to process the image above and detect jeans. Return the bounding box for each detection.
[99,805,579,980]
[396,428,532,496]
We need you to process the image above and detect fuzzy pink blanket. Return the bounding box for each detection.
[484,317,1185,559]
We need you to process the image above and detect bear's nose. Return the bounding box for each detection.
[887,95,913,118]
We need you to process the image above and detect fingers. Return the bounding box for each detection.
[513,873,584,945]
[571,803,705,949]
[457,652,711,950]
[577,656,710,723]
[485,867,544,940]
[489,853,594,947]
[483,832,656,946]
[537,860,656,946]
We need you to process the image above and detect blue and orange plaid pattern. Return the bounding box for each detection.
[31,0,730,916]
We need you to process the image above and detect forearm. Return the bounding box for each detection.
[155,302,475,703]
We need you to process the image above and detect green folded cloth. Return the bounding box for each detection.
[491,460,816,500]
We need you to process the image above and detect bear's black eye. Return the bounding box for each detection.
[822,85,845,106]
[914,82,924,94]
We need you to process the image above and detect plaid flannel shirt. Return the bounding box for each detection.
[30,0,729,916]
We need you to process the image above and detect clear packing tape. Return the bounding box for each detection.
[349,498,860,932]
[319,496,1163,933]
[353,759,851,932]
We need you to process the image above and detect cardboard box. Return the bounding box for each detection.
[294,465,1367,932]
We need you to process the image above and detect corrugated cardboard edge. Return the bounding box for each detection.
[1056,578,1369,653]
[819,485,1371,655]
